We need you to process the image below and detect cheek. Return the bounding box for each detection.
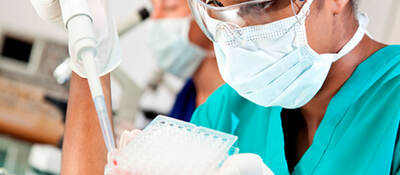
[189,20,213,50]
[305,9,334,54]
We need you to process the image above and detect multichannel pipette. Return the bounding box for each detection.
[60,0,116,152]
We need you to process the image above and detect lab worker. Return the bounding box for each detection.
[62,0,400,175]
[189,0,400,174]
[149,0,224,122]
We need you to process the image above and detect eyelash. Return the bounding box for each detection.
[206,0,275,8]
[206,0,224,7]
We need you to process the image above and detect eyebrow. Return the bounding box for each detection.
[206,0,225,7]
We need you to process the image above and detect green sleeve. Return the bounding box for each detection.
[190,84,231,129]
[191,102,213,128]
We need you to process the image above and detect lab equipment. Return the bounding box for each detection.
[190,45,400,174]
[28,144,61,174]
[52,6,150,84]
[189,0,368,108]
[52,6,150,85]
[0,135,31,175]
[148,17,208,79]
[47,4,151,133]
[31,0,122,78]
[53,58,72,84]
[30,0,120,152]
[0,169,9,175]
[105,115,238,175]
[59,0,120,152]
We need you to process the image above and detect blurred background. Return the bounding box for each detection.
[0,0,398,174]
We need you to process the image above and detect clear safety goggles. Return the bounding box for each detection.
[188,0,313,49]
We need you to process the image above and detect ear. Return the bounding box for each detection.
[330,0,351,15]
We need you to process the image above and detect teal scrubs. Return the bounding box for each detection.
[191,45,400,175]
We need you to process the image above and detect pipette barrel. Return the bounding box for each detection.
[94,96,116,152]
[82,50,116,153]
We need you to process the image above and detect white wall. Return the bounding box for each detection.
[358,0,400,44]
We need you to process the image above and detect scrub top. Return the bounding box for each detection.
[191,45,400,175]
[169,79,197,122]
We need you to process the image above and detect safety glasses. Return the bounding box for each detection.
[188,0,312,47]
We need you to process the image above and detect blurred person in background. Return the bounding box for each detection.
[149,0,224,122]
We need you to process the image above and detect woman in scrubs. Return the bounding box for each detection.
[61,0,399,174]
[189,0,400,174]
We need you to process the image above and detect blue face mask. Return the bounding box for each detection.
[212,0,368,109]
[148,17,207,79]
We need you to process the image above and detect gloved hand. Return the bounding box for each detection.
[30,0,122,79]
[217,154,274,175]
[106,129,142,175]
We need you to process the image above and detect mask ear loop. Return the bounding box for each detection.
[291,0,306,24]
[291,0,300,23]
[292,0,313,48]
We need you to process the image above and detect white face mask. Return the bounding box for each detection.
[149,17,207,79]
[212,0,368,109]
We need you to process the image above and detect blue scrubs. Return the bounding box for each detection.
[191,45,400,175]
[169,79,196,122]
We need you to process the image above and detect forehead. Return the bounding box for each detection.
[163,0,186,7]
[152,0,192,18]
[207,0,281,6]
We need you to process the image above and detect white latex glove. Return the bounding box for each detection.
[106,129,142,175]
[217,154,274,175]
[30,0,122,79]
